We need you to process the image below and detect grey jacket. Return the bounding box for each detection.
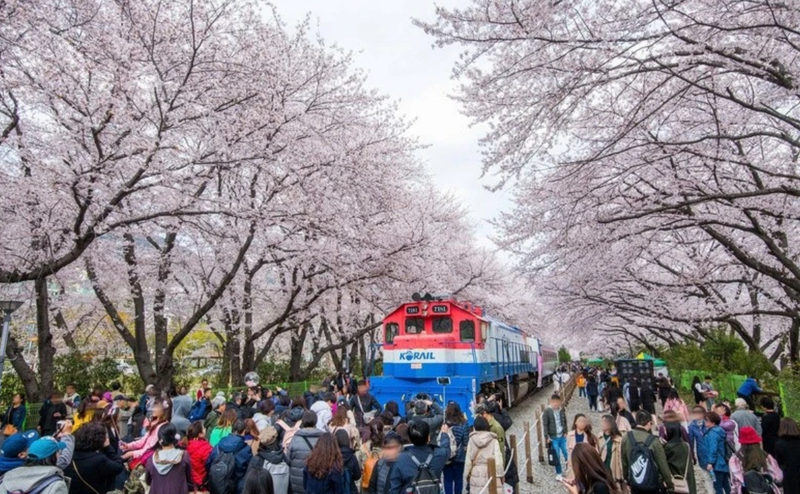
[0,466,70,494]
[730,409,762,436]
[171,395,193,435]
[542,407,567,440]
[287,428,324,494]
[407,403,444,440]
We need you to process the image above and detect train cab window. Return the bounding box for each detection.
[460,320,475,342]
[385,323,398,344]
[406,317,424,334]
[432,317,452,334]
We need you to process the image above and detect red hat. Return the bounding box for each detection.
[739,426,762,445]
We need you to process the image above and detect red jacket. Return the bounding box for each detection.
[187,438,213,487]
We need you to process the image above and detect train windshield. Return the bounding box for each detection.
[459,320,475,342]
[432,317,452,333]
[406,317,424,334]
[385,323,398,344]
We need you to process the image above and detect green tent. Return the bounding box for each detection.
[587,358,605,365]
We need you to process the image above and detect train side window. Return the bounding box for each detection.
[459,320,475,342]
[432,317,452,334]
[406,317,424,334]
[385,323,399,344]
[480,322,489,341]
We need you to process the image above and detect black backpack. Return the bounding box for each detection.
[208,451,237,494]
[742,469,775,494]
[406,453,443,494]
[626,432,660,492]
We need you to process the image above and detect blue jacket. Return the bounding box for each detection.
[206,434,253,494]
[303,466,344,494]
[703,426,729,472]
[737,378,762,398]
[688,420,707,466]
[3,405,26,430]
[449,423,470,463]
[388,435,450,494]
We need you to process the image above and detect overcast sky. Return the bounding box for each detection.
[273,0,512,249]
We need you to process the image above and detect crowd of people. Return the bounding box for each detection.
[0,377,524,494]
[550,366,797,494]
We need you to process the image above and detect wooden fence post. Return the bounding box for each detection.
[524,421,534,483]
[488,457,498,494]
[536,407,545,463]
[510,434,520,492]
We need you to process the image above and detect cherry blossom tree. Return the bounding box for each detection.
[420,0,800,362]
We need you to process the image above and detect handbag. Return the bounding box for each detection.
[671,445,692,494]
[71,461,101,494]
[547,442,558,467]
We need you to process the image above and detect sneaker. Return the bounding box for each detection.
[556,475,563,481]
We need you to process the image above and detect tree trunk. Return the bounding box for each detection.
[34,276,56,402]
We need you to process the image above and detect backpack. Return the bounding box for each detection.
[189,399,210,422]
[407,453,443,494]
[276,419,301,452]
[742,469,775,494]
[440,429,457,461]
[362,450,381,489]
[7,475,63,494]
[208,451,237,494]
[626,432,660,492]
[260,459,290,493]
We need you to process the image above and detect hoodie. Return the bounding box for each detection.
[170,395,193,436]
[206,435,253,494]
[0,456,25,476]
[0,466,69,494]
[145,449,193,494]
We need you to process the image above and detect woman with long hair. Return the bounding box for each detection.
[121,397,172,468]
[303,433,344,494]
[443,402,469,494]
[328,405,360,450]
[72,398,97,432]
[729,427,782,494]
[244,418,261,454]
[561,442,618,494]
[144,423,193,494]
[663,421,696,494]
[663,389,690,425]
[210,409,237,447]
[597,415,624,493]
[186,421,213,491]
[609,403,631,433]
[567,414,597,478]
[243,469,276,494]
[691,376,705,407]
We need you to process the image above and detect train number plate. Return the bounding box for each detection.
[411,363,422,369]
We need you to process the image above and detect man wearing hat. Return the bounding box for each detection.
[0,436,71,494]
[0,430,39,475]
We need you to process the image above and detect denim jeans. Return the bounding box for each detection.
[712,471,731,494]
[550,436,569,475]
[588,395,598,411]
[443,461,465,494]
[578,387,586,397]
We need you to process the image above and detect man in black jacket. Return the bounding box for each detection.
[351,380,381,427]
[38,391,68,437]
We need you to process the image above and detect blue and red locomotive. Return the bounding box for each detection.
[368,294,558,419]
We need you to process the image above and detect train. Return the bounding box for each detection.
[368,293,559,420]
